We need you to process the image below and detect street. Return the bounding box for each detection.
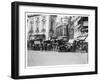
[27,50,88,67]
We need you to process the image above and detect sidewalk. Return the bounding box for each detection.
[27,51,88,67]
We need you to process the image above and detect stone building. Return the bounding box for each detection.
[27,14,51,41]
[55,16,69,41]
[49,15,57,39]
[70,16,88,41]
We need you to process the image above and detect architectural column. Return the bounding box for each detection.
[28,18,34,40]
[35,17,40,34]
[41,16,46,34]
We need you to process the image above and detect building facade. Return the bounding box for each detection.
[55,16,70,41]
[27,14,51,41]
[70,16,88,41]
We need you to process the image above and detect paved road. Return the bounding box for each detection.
[27,51,88,67]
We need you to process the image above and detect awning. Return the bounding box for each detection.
[76,34,88,41]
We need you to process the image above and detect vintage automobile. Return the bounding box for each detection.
[71,34,88,53]
[57,39,72,52]
[77,40,88,53]
[72,39,88,53]
[27,34,45,50]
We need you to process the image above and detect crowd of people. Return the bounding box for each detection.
[27,39,88,53]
